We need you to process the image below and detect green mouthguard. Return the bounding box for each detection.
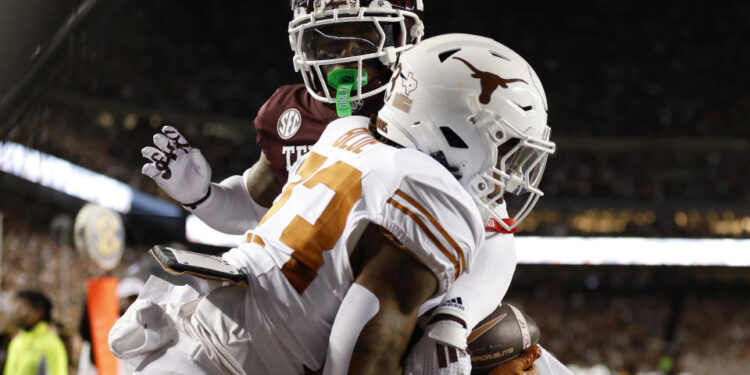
[327,69,368,117]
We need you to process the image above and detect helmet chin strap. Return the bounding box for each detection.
[327,69,369,117]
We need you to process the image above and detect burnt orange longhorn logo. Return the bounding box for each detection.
[453,57,527,104]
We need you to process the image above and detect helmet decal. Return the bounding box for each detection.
[453,57,527,104]
[401,71,418,95]
[386,63,419,113]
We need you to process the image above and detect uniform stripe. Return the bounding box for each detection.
[386,198,462,279]
[245,233,265,247]
[447,346,458,363]
[394,190,466,274]
[436,344,448,368]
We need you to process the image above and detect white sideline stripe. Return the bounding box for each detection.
[515,237,750,266]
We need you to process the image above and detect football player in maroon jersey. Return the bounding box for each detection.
[142,0,424,230]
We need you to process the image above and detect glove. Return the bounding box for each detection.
[141,126,211,206]
[487,345,542,375]
[404,318,471,375]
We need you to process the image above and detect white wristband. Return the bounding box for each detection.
[425,319,468,350]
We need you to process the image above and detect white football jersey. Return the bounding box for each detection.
[188,116,485,374]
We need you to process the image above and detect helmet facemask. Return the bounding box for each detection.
[289,0,424,104]
[467,111,555,231]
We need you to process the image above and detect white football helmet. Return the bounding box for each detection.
[288,0,424,103]
[376,33,556,231]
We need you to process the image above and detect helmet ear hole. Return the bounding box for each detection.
[439,126,469,149]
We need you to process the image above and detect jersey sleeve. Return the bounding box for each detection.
[373,155,484,295]
[431,232,517,329]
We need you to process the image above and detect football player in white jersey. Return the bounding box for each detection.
[135,21,567,375]
[113,85,485,375]
[119,34,565,375]
[326,34,565,375]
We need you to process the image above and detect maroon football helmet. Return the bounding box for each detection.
[288,0,425,103]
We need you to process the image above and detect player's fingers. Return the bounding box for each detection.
[161,125,179,136]
[488,358,525,375]
[161,125,191,148]
[189,149,209,177]
[529,345,542,361]
[519,345,542,369]
[153,133,171,152]
[141,146,163,161]
[142,163,160,179]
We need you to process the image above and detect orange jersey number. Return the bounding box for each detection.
[259,152,362,293]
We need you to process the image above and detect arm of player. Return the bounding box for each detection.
[142,126,281,234]
[188,154,281,234]
[324,225,438,375]
[402,233,515,375]
[431,232,517,330]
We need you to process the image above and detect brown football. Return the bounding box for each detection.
[467,303,541,374]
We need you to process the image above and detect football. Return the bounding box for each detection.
[467,303,541,374]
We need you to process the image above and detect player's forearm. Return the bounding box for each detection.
[434,233,517,329]
[347,226,438,375]
[243,152,283,207]
[349,306,416,375]
[190,174,269,234]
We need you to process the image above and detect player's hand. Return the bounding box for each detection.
[487,345,542,375]
[404,319,471,375]
[141,126,211,205]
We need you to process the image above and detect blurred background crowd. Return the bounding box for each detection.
[0,0,748,374]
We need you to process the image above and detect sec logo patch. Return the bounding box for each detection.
[277,108,302,139]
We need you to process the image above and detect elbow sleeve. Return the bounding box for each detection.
[431,233,517,330]
[189,174,269,235]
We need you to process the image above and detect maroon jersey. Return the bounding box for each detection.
[254,84,383,184]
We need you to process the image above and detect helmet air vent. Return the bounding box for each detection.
[438,49,462,63]
[490,51,511,61]
[439,126,469,149]
[513,102,533,112]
